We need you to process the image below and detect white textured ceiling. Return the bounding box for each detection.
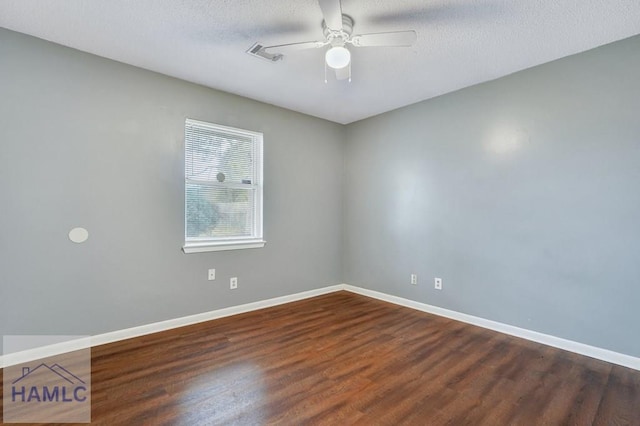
[1,0,640,124]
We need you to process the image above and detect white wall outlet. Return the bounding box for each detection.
[230,277,238,289]
[208,269,216,281]
[435,277,442,290]
[410,274,418,285]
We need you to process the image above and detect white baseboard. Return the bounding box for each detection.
[2,283,639,371]
[0,285,343,368]
[343,284,640,371]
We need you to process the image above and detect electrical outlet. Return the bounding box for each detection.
[410,274,418,285]
[435,277,442,290]
[208,269,216,281]
[230,277,238,289]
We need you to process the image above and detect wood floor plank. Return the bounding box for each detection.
[2,291,639,425]
[593,364,640,426]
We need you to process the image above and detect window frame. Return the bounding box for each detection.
[182,119,265,253]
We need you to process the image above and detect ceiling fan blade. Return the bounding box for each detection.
[263,40,326,54]
[335,66,350,80]
[350,30,417,47]
[318,0,343,30]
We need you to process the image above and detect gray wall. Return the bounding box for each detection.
[344,35,640,357]
[0,28,345,353]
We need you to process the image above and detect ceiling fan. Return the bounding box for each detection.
[247,0,417,81]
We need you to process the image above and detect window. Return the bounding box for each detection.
[183,119,264,253]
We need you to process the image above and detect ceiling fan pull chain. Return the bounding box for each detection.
[324,61,328,84]
[349,62,352,83]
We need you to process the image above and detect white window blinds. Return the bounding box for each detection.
[184,119,264,252]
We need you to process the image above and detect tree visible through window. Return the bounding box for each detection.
[183,119,264,252]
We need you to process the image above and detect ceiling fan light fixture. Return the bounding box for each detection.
[325,46,351,69]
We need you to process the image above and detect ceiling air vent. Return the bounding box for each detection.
[246,43,283,62]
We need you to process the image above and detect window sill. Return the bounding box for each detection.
[182,240,266,254]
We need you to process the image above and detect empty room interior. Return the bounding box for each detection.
[1,0,640,424]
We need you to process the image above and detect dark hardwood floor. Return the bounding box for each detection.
[2,291,640,425]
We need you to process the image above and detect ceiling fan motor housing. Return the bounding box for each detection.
[323,14,354,47]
